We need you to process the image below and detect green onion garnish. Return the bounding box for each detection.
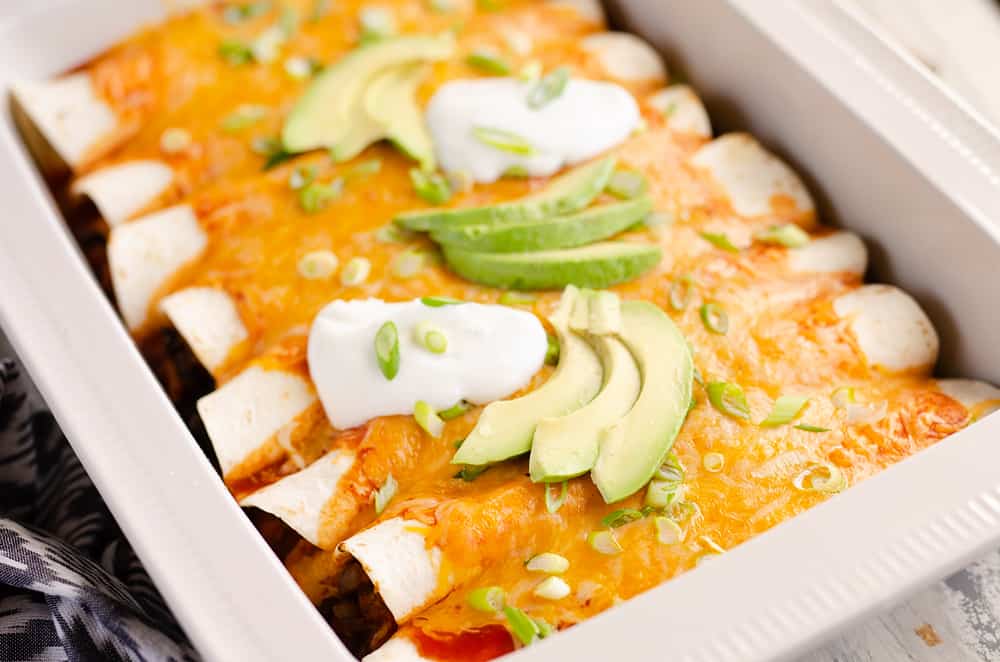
[702,452,725,473]
[284,56,320,79]
[587,530,623,555]
[454,465,489,481]
[414,400,445,437]
[830,386,856,408]
[532,576,570,601]
[605,170,648,200]
[669,274,694,311]
[700,231,740,253]
[706,381,750,420]
[526,66,570,110]
[545,334,560,366]
[297,250,338,279]
[222,1,272,24]
[289,165,317,190]
[759,395,809,427]
[420,296,463,307]
[545,481,567,513]
[468,586,506,613]
[472,126,535,155]
[340,257,371,286]
[439,401,470,420]
[219,39,255,65]
[309,0,331,21]
[299,179,343,213]
[795,424,830,433]
[414,321,448,354]
[428,0,454,12]
[657,452,684,484]
[654,516,683,544]
[499,291,537,306]
[160,128,192,155]
[221,104,268,132]
[534,618,555,639]
[374,321,400,380]
[373,473,397,515]
[518,60,542,82]
[466,48,512,75]
[410,168,453,205]
[525,552,569,574]
[359,6,396,43]
[755,223,810,248]
[504,605,539,646]
[392,250,428,278]
[600,509,643,528]
[645,480,676,509]
[699,302,729,334]
[793,463,846,493]
[375,224,415,244]
[700,535,726,554]
[349,158,383,178]
[643,211,673,230]
[693,365,704,386]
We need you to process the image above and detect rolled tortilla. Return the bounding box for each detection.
[581,32,667,84]
[690,133,815,220]
[160,287,248,372]
[647,85,711,138]
[11,73,117,170]
[241,449,357,547]
[787,231,868,276]
[549,0,605,24]
[363,636,431,662]
[107,205,207,330]
[73,160,174,227]
[197,365,317,477]
[833,285,939,373]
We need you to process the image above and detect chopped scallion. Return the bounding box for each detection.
[375,224,415,244]
[533,576,570,600]
[374,321,400,380]
[669,274,694,311]
[297,250,338,279]
[472,126,535,155]
[454,464,489,481]
[414,400,445,437]
[700,535,726,554]
[706,381,750,420]
[654,516,683,544]
[373,473,397,515]
[755,223,810,248]
[288,165,317,190]
[468,586,505,613]
[656,453,685,484]
[392,250,428,278]
[499,291,537,306]
[587,530,623,555]
[525,552,569,574]
[545,333,559,366]
[605,169,647,200]
[299,179,343,213]
[699,302,728,334]
[219,39,255,65]
[359,6,396,43]
[420,296,463,307]
[534,618,555,639]
[700,231,740,253]
[526,66,570,110]
[466,48,511,75]
[350,158,383,178]
[702,452,725,473]
[793,463,846,493]
[795,424,830,433]
[160,128,192,154]
[518,60,542,82]
[410,168,453,205]
[545,481,567,513]
[504,605,539,646]
[309,0,331,21]
[759,395,809,427]
[831,386,856,409]
[414,321,448,354]
[439,401,470,421]
[222,1,272,24]
[221,104,268,132]
[340,257,371,286]
[600,509,643,529]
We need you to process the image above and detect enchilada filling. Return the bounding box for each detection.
[16,1,999,660]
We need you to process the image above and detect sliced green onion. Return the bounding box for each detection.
[350,158,383,178]
[699,302,729,334]
[699,231,740,253]
[499,291,537,306]
[375,224,415,244]
[446,170,474,194]
[278,5,299,36]
[545,481,567,513]
[706,381,750,420]
[793,463,846,493]
[414,400,445,437]
[700,535,726,554]
[468,586,505,613]
[297,250,338,279]
[545,334,560,366]
[643,211,673,230]
[340,257,371,286]
[359,6,396,43]
[374,321,400,380]
[605,170,648,200]
[645,479,679,509]
[587,530,623,555]
[654,516,683,544]
[669,274,694,311]
[299,179,343,213]
[525,553,569,574]
[831,386,857,408]
[755,223,810,248]
[373,473,397,515]
[284,55,320,79]
[289,165,317,190]
[518,60,542,82]
[760,395,810,427]
[454,464,489,481]
[414,321,448,354]
[262,146,293,170]
[222,1,272,24]
[600,509,643,529]
[503,606,539,646]
[466,48,511,75]
[420,296,463,307]
[502,165,530,178]
[533,618,555,639]
[251,25,287,63]
[439,401,470,421]
[160,128,192,154]
[472,126,535,155]
[702,452,725,473]
[409,168,453,205]
[252,135,282,155]
[795,424,830,433]
[309,0,331,21]
[219,39,255,65]
[221,104,268,132]
[526,66,570,110]
[533,576,570,600]
[693,365,705,386]
[392,250,428,278]
[428,0,454,12]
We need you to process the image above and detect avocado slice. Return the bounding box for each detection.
[430,195,653,253]
[443,241,662,290]
[530,294,641,482]
[282,34,455,153]
[591,301,693,503]
[451,287,603,466]
[364,63,436,170]
[394,157,616,232]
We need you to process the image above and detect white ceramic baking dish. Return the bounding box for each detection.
[2,1,1000,661]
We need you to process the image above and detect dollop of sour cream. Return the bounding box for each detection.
[308,298,548,429]
[425,77,640,184]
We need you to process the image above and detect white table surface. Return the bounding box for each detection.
[5,1,999,660]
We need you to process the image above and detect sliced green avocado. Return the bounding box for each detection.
[364,62,436,170]
[282,34,455,153]
[429,195,653,253]
[443,241,662,290]
[591,301,693,503]
[530,294,641,482]
[395,157,616,232]
[451,287,603,466]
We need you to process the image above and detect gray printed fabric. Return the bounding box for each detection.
[0,331,199,662]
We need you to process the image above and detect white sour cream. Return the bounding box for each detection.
[307,298,548,429]
[425,77,640,184]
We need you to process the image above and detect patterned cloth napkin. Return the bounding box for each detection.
[0,332,199,662]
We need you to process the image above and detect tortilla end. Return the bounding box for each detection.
[581,32,667,84]
[788,231,867,276]
[363,636,433,662]
[73,160,175,226]
[647,84,712,138]
[161,287,248,371]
